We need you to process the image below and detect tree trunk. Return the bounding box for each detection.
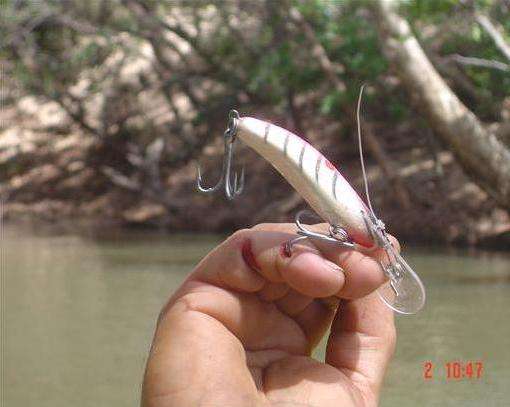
[373,0,510,211]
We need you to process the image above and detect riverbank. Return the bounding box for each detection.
[1,97,509,249]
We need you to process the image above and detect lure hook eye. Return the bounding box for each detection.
[196,110,245,200]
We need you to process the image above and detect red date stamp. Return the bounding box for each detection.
[423,361,484,380]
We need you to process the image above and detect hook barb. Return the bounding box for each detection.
[225,165,245,200]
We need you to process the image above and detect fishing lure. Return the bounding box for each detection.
[197,96,425,315]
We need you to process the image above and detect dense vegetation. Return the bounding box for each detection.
[1,0,509,246]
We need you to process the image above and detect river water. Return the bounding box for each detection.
[3,225,510,406]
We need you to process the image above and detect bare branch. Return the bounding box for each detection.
[102,138,182,215]
[474,12,510,62]
[51,92,102,137]
[447,54,510,72]
[433,55,494,111]
[102,166,141,191]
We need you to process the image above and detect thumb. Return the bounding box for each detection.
[325,291,396,403]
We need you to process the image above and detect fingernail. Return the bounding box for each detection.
[323,259,344,275]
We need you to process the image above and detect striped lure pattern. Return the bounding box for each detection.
[236,117,373,248]
[198,111,426,314]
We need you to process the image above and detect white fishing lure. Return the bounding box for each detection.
[198,110,426,314]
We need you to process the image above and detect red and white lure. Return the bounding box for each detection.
[197,97,425,314]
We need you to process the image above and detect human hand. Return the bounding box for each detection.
[141,223,397,407]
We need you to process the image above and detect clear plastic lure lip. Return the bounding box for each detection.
[285,209,426,314]
[358,209,426,315]
[377,248,426,315]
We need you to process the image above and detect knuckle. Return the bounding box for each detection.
[251,222,275,231]
[157,281,205,325]
[159,290,203,324]
[225,228,251,247]
[174,291,202,313]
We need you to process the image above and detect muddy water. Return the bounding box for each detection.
[3,226,509,406]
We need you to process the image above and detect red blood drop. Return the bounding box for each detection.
[279,242,292,258]
[241,239,260,271]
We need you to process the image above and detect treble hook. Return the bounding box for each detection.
[197,110,245,200]
[283,210,357,255]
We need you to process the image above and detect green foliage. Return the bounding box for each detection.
[296,1,392,116]
[2,0,508,148]
[403,0,458,21]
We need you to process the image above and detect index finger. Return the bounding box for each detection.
[249,223,397,300]
[193,223,396,300]
[193,227,346,299]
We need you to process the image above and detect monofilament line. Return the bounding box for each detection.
[356,84,376,218]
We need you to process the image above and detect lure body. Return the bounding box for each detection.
[198,111,426,314]
[237,117,373,247]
